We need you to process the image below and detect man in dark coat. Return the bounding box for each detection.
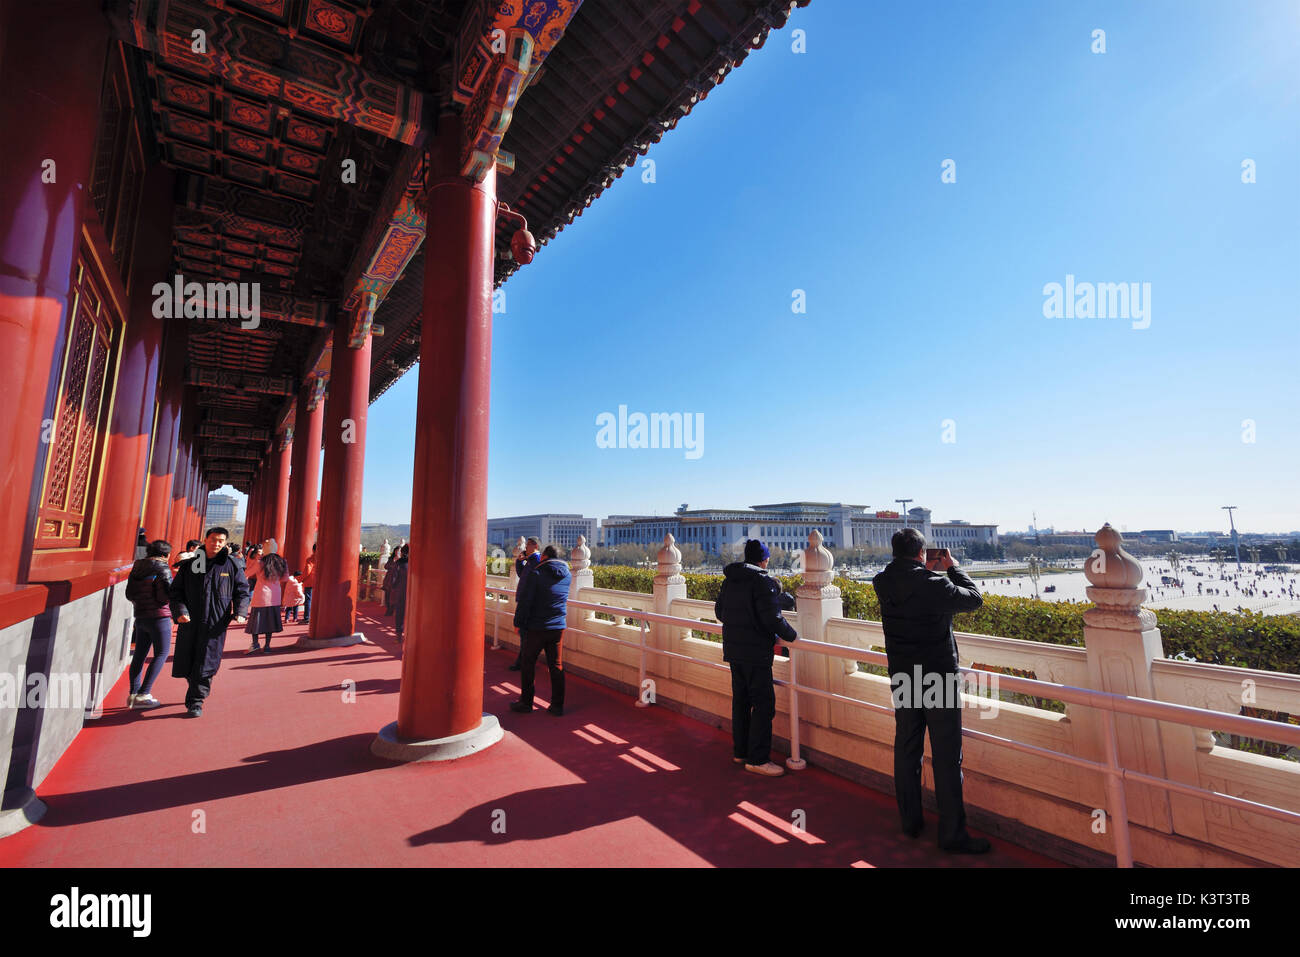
[508,537,542,671]
[169,527,250,717]
[714,539,797,777]
[872,527,988,853]
[510,545,570,715]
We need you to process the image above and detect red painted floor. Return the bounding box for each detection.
[0,603,1060,868]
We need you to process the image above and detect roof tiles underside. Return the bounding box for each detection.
[490,0,805,283]
[366,0,804,403]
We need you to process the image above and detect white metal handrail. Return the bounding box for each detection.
[486,585,1300,866]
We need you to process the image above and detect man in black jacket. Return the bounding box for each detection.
[714,539,797,777]
[873,527,988,853]
[168,527,250,717]
[508,537,541,671]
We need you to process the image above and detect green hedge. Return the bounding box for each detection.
[579,566,1300,675]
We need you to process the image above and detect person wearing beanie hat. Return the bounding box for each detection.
[713,538,798,776]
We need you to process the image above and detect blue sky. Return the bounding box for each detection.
[226,0,1300,534]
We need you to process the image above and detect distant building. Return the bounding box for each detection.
[601,502,997,556]
[206,493,237,525]
[1138,529,1178,543]
[487,514,599,553]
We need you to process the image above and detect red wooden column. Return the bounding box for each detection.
[376,115,502,758]
[142,324,187,543]
[0,3,109,591]
[246,474,262,545]
[269,429,292,551]
[304,320,370,647]
[285,380,324,575]
[92,163,176,566]
[167,438,189,550]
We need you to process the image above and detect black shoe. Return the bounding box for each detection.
[940,835,991,854]
[185,706,203,718]
[507,663,521,672]
[902,821,923,839]
[547,705,564,716]
[509,700,532,713]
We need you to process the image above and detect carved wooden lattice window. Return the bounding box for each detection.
[34,241,120,551]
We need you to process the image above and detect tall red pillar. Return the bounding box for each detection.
[246,475,262,546]
[379,115,501,756]
[168,429,192,550]
[285,381,324,577]
[92,164,176,566]
[142,323,187,543]
[269,430,292,551]
[306,319,370,646]
[0,3,109,590]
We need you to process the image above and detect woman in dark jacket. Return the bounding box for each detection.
[125,539,174,709]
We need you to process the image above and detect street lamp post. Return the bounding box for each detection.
[1222,506,1242,570]
[1028,554,1042,600]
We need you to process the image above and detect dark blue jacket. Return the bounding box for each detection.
[169,547,251,679]
[714,562,797,666]
[514,559,571,632]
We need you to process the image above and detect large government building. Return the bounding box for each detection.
[600,502,998,556]
[487,514,600,553]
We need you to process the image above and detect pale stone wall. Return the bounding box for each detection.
[1,580,134,798]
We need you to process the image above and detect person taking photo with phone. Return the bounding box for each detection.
[872,527,989,853]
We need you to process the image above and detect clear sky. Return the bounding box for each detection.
[224,0,1300,535]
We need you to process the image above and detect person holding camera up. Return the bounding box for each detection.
[714,539,798,777]
[873,528,989,853]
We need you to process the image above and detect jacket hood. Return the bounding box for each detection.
[535,559,570,583]
[130,557,166,577]
[723,562,769,580]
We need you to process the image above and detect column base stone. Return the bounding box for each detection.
[0,787,47,839]
[297,631,367,649]
[371,715,503,763]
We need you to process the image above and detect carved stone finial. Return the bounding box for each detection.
[796,529,840,599]
[570,534,591,572]
[655,532,684,585]
[1083,523,1156,630]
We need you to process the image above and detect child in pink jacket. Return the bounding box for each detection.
[282,573,305,622]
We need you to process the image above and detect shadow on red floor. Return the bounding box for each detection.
[0,603,1061,868]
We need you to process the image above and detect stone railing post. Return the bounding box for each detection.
[1082,523,1172,833]
[653,534,687,669]
[793,530,841,730]
[568,535,594,632]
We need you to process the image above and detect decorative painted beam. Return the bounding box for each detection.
[339,146,427,344]
[453,0,585,181]
[196,423,270,442]
[114,0,425,144]
[186,367,295,395]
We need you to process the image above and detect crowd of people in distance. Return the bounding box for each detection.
[124,527,318,717]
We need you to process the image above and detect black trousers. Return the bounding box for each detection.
[890,656,969,846]
[729,662,775,765]
[519,628,564,710]
[185,674,213,710]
